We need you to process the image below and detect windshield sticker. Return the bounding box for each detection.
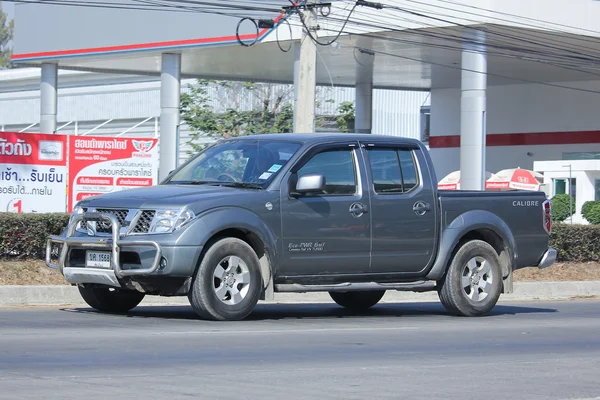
[268,164,282,173]
[259,172,272,180]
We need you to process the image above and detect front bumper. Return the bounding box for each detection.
[537,248,557,269]
[46,212,163,287]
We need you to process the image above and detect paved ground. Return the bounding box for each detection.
[1,300,600,399]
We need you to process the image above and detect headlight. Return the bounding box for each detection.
[72,205,84,215]
[70,204,86,232]
[149,208,196,233]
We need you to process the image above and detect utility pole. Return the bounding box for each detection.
[293,0,318,133]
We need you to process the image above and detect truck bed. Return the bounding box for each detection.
[437,189,550,269]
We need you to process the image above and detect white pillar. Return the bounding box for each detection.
[459,29,487,191]
[40,63,58,134]
[159,53,181,182]
[355,49,374,134]
[293,3,317,133]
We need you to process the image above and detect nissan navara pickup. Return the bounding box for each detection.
[46,133,556,321]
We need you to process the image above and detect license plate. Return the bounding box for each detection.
[85,251,111,269]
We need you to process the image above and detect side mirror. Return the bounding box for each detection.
[294,173,326,195]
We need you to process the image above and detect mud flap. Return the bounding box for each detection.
[502,271,513,294]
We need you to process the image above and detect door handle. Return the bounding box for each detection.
[349,202,368,218]
[413,201,430,216]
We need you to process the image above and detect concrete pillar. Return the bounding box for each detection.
[459,29,487,191]
[293,41,302,132]
[355,48,374,134]
[40,63,58,134]
[293,2,317,133]
[159,53,181,182]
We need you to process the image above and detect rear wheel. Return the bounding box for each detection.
[329,290,386,309]
[437,240,503,317]
[188,238,262,321]
[78,286,145,313]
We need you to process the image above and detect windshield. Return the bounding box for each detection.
[164,139,302,188]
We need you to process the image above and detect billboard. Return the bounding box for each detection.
[0,132,67,213]
[68,136,159,212]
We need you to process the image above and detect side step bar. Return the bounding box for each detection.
[275,281,437,293]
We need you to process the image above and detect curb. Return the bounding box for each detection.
[1,281,599,308]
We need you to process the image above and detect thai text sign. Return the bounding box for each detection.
[0,132,67,213]
[68,135,159,212]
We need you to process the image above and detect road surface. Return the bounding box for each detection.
[1,300,600,399]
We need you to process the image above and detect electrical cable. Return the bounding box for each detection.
[236,17,259,47]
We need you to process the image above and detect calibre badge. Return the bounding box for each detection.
[265,202,273,211]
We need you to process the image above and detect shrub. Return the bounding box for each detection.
[0,212,70,260]
[550,223,600,262]
[550,194,574,222]
[582,201,600,225]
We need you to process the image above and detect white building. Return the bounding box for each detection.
[534,160,600,224]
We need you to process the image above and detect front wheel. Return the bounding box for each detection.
[329,290,386,309]
[188,238,262,321]
[78,286,145,313]
[437,240,503,317]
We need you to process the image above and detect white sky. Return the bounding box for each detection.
[1,1,15,21]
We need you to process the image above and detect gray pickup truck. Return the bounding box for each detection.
[46,133,556,321]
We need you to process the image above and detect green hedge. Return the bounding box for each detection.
[550,223,600,262]
[550,194,575,222]
[0,212,70,260]
[0,212,598,263]
[582,200,600,225]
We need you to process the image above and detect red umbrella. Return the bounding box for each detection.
[485,168,543,191]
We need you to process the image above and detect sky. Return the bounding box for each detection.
[1,1,14,21]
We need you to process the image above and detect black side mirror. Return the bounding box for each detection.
[292,173,326,196]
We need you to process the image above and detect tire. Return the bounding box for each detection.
[437,240,503,317]
[188,237,262,321]
[329,290,385,309]
[78,286,145,313]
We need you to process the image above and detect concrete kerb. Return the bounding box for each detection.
[1,281,599,308]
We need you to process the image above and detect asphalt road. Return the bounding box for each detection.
[1,300,600,399]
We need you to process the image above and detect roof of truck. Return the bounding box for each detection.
[227,132,423,144]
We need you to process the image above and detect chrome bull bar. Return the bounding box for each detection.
[45,212,163,279]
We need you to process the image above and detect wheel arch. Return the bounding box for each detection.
[181,207,279,298]
[426,210,517,282]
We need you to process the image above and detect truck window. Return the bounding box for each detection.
[366,147,419,194]
[297,148,357,195]
[397,149,418,191]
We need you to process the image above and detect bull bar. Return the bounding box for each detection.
[45,212,163,279]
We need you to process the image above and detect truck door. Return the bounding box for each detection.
[279,141,371,277]
[360,142,438,275]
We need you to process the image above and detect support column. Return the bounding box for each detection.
[293,1,317,133]
[355,48,374,134]
[40,63,57,134]
[460,29,487,191]
[159,53,181,182]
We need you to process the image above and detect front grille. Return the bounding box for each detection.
[78,208,157,235]
[133,210,155,233]
[94,209,129,233]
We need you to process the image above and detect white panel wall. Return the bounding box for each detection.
[429,80,600,179]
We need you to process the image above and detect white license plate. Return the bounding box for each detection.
[85,251,112,269]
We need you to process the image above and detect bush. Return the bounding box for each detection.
[550,194,575,222]
[0,212,70,260]
[550,223,600,262]
[582,201,600,225]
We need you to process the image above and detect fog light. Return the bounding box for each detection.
[159,257,168,270]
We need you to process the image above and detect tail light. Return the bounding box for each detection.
[543,200,552,234]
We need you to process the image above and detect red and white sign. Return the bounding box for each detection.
[485,168,543,191]
[68,136,159,212]
[0,132,67,213]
